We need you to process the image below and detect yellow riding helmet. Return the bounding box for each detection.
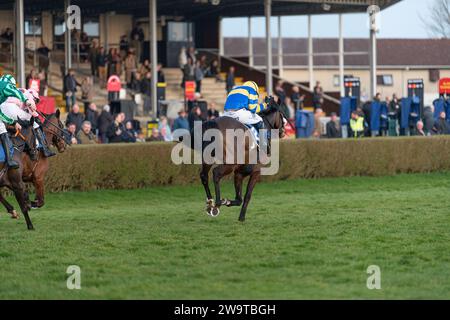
[243,81,259,97]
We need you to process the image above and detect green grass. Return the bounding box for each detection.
[1,172,450,299]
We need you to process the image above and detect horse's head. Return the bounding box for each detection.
[42,109,66,153]
[260,98,287,139]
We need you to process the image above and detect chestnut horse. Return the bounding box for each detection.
[198,100,286,222]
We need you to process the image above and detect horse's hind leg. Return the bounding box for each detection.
[224,172,244,207]
[238,169,261,222]
[200,164,215,214]
[13,187,33,230]
[211,165,233,216]
[0,192,19,219]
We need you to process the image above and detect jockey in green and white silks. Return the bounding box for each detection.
[0,74,54,168]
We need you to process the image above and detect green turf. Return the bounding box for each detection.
[1,172,450,299]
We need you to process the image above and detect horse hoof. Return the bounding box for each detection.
[10,211,19,219]
[221,199,231,206]
[238,217,245,222]
[210,207,220,217]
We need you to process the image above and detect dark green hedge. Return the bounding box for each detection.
[45,137,450,192]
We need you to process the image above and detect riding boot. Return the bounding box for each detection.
[34,127,56,158]
[253,121,270,158]
[0,133,19,169]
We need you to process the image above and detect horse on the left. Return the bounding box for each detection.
[0,119,36,230]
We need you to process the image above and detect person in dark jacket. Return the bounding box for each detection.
[326,112,341,138]
[226,66,235,93]
[433,111,450,135]
[122,121,137,143]
[97,104,114,143]
[63,69,80,110]
[188,106,203,130]
[422,105,435,136]
[172,110,190,131]
[65,104,85,133]
[85,103,99,133]
[107,113,126,143]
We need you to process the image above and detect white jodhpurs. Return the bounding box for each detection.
[0,102,39,134]
[223,108,263,125]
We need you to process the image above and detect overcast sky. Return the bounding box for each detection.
[223,0,433,38]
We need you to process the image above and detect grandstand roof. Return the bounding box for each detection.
[0,0,401,18]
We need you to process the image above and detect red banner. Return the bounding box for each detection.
[439,78,450,95]
[184,81,196,101]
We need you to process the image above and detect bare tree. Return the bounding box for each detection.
[422,0,450,38]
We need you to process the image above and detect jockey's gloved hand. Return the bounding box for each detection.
[26,99,36,111]
[264,95,275,105]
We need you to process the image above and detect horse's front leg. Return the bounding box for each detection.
[200,164,214,214]
[224,172,244,207]
[211,165,233,217]
[238,169,261,222]
[31,177,45,208]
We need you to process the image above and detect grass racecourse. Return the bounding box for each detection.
[1,172,450,299]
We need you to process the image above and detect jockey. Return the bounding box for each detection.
[0,74,36,168]
[223,81,272,151]
[5,87,56,159]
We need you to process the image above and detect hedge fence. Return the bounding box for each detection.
[45,136,450,192]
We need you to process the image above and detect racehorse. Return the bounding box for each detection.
[0,119,37,230]
[0,110,67,219]
[22,110,66,208]
[198,99,287,222]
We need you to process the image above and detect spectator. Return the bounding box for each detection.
[119,35,129,60]
[207,102,220,120]
[107,113,126,143]
[226,66,235,93]
[108,48,121,77]
[36,41,51,77]
[146,128,164,142]
[125,49,138,88]
[275,80,286,105]
[38,71,48,96]
[178,47,187,71]
[312,81,323,110]
[123,121,137,143]
[326,112,341,138]
[415,120,426,136]
[97,104,113,143]
[422,105,435,136]
[158,116,173,142]
[313,108,323,138]
[85,103,99,133]
[349,111,365,138]
[81,76,94,110]
[130,33,143,64]
[139,59,151,76]
[188,105,203,129]
[130,71,142,92]
[173,110,190,131]
[88,40,99,76]
[76,121,97,144]
[157,63,165,83]
[284,97,295,120]
[187,46,196,64]
[79,32,89,62]
[66,104,85,133]
[97,46,108,88]
[25,69,37,89]
[183,57,195,84]
[131,23,145,42]
[209,59,219,79]
[291,86,304,110]
[64,123,79,145]
[194,60,204,93]
[140,72,152,96]
[63,69,80,110]
[433,111,450,135]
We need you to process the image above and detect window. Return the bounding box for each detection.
[429,69,440,83]
[333,75,340,87]
[25,16,42,36]
[168,22,194,42]
[83,17,99,37]
[54,15,66,36]
[377,75,393,86]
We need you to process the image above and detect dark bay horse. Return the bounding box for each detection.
[0,110,67,220]
[0,121,36,230]
[199,101,286,222]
